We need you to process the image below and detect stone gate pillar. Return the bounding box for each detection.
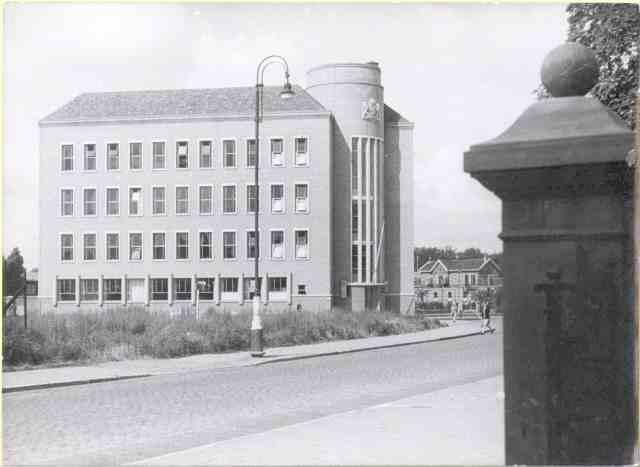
[464,43,636,464]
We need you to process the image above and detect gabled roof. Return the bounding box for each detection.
[418,257,502,274]
[40,85,327,125]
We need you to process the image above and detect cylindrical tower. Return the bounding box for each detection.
[306,62,386,311]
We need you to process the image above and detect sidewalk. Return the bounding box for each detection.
[3,318,498,393]
[131,375,505,465]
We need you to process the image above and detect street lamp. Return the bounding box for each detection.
[251,55,294,358]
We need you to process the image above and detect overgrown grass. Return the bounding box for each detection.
[3,308,444,369]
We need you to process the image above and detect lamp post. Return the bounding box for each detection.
[251,55,294,357]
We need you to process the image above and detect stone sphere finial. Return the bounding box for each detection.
[540,42,599,97]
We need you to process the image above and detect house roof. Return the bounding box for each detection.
[418,257,502,274]
[40,85,328,124]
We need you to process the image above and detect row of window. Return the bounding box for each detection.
[59,229,310,262]
[59,183,309,217]
[60,137,310,172]
[56,276,304,303]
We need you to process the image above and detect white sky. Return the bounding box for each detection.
[3,2,567,269]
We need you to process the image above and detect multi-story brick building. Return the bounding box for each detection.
[39,62,414,314]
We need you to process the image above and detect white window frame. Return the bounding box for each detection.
[175,231,190,261]
[294,136,309,167]
[246,183,258,214]
[151,185,167,216]
[270,183,285,214]
[83,143,97,172]
[175,185,190,216]
[129,141,143,171]
[150,277,169,301]
[128,185,143,216]
[270,137,285,167]
[198,184,213,215]
[106,142,120,171]
[294,228,310,260]
[82,186,97,217]
[105,231,120,262]
[151,231,167,261]
[60,232,74,263]
[83,231,98,262]
[173,277,192,301]
[175,140,190,169]
[128,231,143,262]
[222,230,237,260]
[57,278,76,302]
[60,187,75,217]
[222,184,237,215]
[245,229,261,260]
[105,186,120,216]
[60,143,74,172]
[199,230,213,260]
[198,139,214,169]
[245,138,257,168]
[152,140,167,170]
[103,278,123,302]
[294,182,310,214]
[80,278,99,302]
[268,276,288,302]
[269,229,285,261]
[220,276,239,302]
[221,138,237,168]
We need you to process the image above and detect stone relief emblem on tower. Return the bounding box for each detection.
[361,98,381,121]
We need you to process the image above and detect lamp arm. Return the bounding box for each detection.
[256,55,291,86]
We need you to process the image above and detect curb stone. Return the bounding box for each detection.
[2,374,151,394]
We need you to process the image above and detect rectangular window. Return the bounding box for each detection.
[271,184,284,213]
[61,189,74,216]
[223,231,236,259]
[176,186,189,215]
[129,187,142,215]
[199,185,213,215]
[270,230,284,260]
[83,188,97,216]
[352,244,358,282]
[174,278,192,301]
[57,279,76,301]
[83,233,97,261]
[196,277,215,300]
[246,139,257,168]
[150,278,168,301]
[295,230,309,259]
[271,138,284,166]
[106,188,119,216]
[243,277,262,300]
[84,144,96,171]
[199,140,212,168]
[129,232,142,261]
[351,138,358,195]
[223,140,236,168]
[199,231,212,259]
[221,277,238,293]
[107,143,119,170]
[352,200,359,241]
[246,185,257,213]
[152,232,166,260]
[152,141,166,169]
[104,278,122,301]
[298,284,307,295]
[176,232,189,260]
[106,233,119,261]
[246,230,258,259]
[295,137,308,166]
[176,141,189,168]
[294,184,309,213]
[127,279,146,303]
[80,279,99,301]
[268,277,287,292]
[223,185,236,214]
[60,234,73,261]
[129,142,142,170]
[152,186,166,215]
[61,145,74,171]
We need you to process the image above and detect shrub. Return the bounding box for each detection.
[3,328,47,366]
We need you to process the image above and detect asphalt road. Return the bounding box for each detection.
[4,332,502,466]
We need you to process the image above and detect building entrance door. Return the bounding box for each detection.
[127,279,145,303]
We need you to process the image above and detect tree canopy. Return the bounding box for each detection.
[3,247,26,298]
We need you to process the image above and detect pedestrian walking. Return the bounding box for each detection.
[480,300,493,334]
[450,299,457,322]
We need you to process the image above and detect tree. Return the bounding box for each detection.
[542,4,639,128]
[3,248,26,298]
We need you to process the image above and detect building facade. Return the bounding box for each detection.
[39,62,414,314]
[415,257,502,304]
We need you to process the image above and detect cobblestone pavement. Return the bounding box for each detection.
[4,331,502,466]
